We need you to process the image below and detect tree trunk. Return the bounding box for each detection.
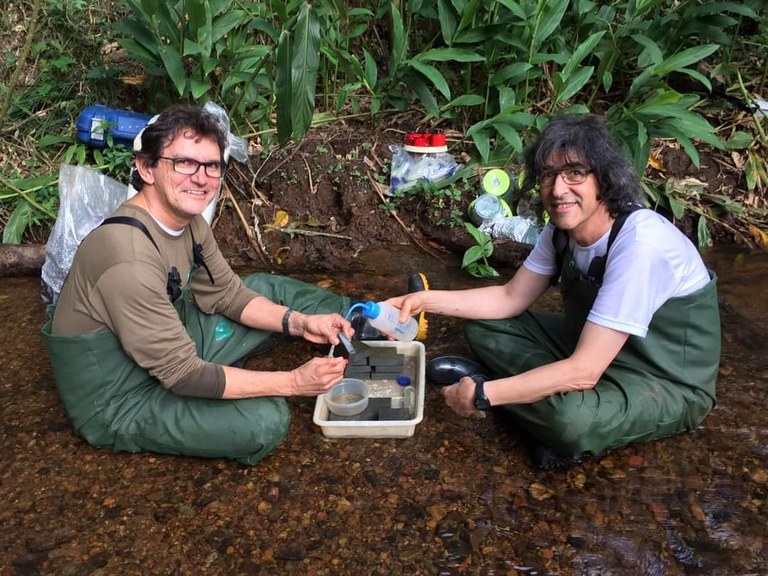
[0,244,46,277]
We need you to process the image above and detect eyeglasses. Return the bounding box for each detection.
[538,167,593,188]
[159,156,225,178]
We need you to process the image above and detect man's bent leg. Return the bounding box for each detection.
[108,383,291,465]
[463,312,710,458]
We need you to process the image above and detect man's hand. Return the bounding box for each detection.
[292,312,354,345]
[441,376,478,417]
[290,356,348,396]
[386,292,427,325]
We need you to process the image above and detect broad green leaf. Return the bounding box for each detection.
[211,10,247,43]
[668,195,686,220]
[530,0,568,50]
[492,111,537,129]
[490,62,533,86]
[190,76,210,99]
[114,20,163,57]
[3,202,34,244]
[389,4,406,72]
[562,31,605,77]
[408,60,451,101]
[363,48,377,89]
[291,2,322,141]
[497,0,527,20]
[437,0,457,43]
[462,245,486,267]
[455,0,483,36]
[688,2,757,19]
[447,94,485,107]
[140,0,160,16]
[201,54,218,76]
[419,48,484,63]
[275,30,293,144]
[654,45,719,76]
[403,75,440,118]
[631,34,663,67]
[492,123,523,154]
[157,45,187,96]
[725,131,753,150]
[696,215,712,248]
[39,135,74,147]
[470,128,491,162]
[463,222,490,247]
[553,66,594,105]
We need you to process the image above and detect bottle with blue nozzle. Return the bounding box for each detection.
[359,301,419,342]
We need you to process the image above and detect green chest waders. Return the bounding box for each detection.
[43,270,350,465]
[464,216,721,458]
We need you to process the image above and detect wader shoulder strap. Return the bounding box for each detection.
[100,216,182,302]
[551,228,569,287]
[551,204,644,286]
[102,216,160,252]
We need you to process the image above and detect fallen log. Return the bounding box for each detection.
[0,243,46,277]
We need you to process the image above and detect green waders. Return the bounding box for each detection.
[42,273,350,465]
[465,263,720,459]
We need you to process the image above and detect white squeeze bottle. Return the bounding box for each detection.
[359,301,418,342]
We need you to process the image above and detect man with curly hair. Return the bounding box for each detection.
[392,114,720,468]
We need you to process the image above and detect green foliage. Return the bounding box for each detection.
[1,0,766,247]
[461,222,499,278]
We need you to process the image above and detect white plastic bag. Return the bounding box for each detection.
[41,165,129,305]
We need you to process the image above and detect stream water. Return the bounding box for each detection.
[0,244,766,575]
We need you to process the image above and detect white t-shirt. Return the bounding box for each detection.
[524,210,710,337]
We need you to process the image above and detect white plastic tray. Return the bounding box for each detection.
[313,341,425,438]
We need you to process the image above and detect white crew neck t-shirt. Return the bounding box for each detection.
[523,210,710,338]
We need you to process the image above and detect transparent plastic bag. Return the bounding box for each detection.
[41,165,130,305]
[388,145,460,195]
[479,215,543,245]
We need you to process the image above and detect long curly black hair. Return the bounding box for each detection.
[522,114,644,217]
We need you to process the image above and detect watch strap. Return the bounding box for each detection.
[472,374,491,410]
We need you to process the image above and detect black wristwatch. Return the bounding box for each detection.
[472,374,491,411]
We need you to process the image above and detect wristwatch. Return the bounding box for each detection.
[472,374,491,411]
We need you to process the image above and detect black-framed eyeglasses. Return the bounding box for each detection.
[539,167,593,188]
[159,156,225,178]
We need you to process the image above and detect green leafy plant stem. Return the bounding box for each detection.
[229,49,275,119]
[0,175,57,219]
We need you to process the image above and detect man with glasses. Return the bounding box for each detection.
[390,114,720,468]
[43,104,428,465]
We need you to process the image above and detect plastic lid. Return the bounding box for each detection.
[482,169,511,196]
[397,375,411,386]
[404,132,448,153]
[360,301,380,319]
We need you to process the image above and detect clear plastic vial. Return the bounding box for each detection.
[360,301,418,342]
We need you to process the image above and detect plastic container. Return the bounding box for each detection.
[324,378,370,416]
[313,341,425,438]
[469,193,512,225]
[76,105,153,149]
[359,301,418,342]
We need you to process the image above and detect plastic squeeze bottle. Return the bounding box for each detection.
[359,301,418,341]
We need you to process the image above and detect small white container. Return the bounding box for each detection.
[313,341,425,438]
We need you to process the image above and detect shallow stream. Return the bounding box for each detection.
[0,245,766,575]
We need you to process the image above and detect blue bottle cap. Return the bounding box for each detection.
[397,375,411,387]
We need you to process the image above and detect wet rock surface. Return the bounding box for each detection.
[1,246,767,575]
